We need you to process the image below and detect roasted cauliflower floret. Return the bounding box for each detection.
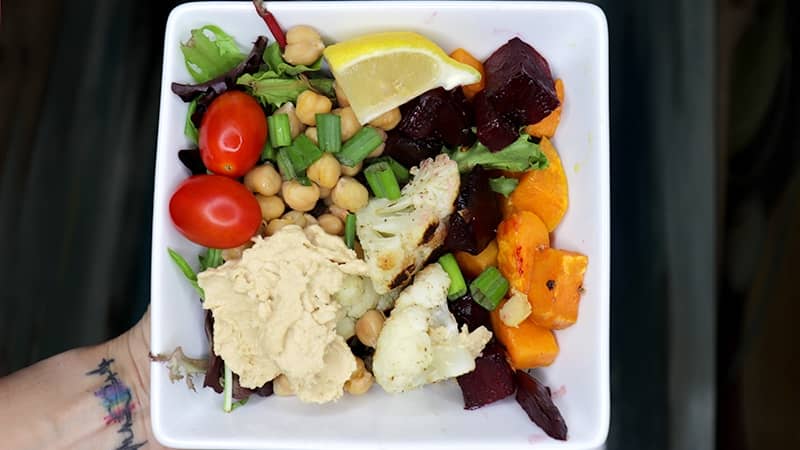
[372,264,492,393]
[333,274,379,339]
[356,154,460,294]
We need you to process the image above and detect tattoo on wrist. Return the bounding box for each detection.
[87,358,147,450]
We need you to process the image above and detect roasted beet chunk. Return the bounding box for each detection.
[473,91,518,151]
[444,166,502,254]
[514,370,568,441]
[484,37,559,126]
[397,88,473,148]
[448,293,491,331]
[457,339,516,409]
[383,133,442,168]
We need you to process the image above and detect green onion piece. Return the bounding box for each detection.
[438,253,467,300]
[223,364,233,413]
[284,134,323,171]
[364,162,401,200]
[345,213,357,249]
[368,156,410,184]
[167,248,204,301]
[276,148,297,180]
[268,113,292,147]
[316,113,342,153]
[199,248,223,270]
[337,127,383,167]
[489,176,519,197]
[470,267,509,311]
[261,138,276,162]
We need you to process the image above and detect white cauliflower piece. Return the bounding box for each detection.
[372,264,492,393]
[356,154,460,294]
[332,275,379,339]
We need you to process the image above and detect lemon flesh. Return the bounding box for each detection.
[324,32,481,124]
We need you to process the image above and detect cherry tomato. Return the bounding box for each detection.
[199,91,267,177]
[169,175,262,248]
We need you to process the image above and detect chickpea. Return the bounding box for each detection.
[273,374,294,396]
[221,242,251,261]
[305,127,319,144]
[306,153,341,189]
[319,185,331,199]
[282,210,307,227]
[274,102,306,138]
[334,82,350,107]
[256,195,285,221]
[328,205,349,222]
[368,108,402,131]
[296,90,332,126]
[355,310,385,348]
[340,161,362,177]
[266,218,291,236]
[317,213,344,235]
[331,177,369,212]
[281,180,320,212]
[333,107,362,141]
[283,25,325,66]
[345,357,374,395]
[244,163,282,196]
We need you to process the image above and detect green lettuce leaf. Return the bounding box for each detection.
[184,98,199,144]
[180,25,245,83]
[237,71,335,108]
[489,177,520,197]
[446,132,549,173]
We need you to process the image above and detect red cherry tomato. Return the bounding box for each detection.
[199,91,267,177]
[169,175,262,248]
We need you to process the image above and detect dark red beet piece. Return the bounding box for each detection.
[473,91,518,151]
[384,133,442,168]
[445,166,502,254]
[514,370,568,441]
[484,37,560,126]
[397,88,473,148]
[448,293,491,331]
[457,339,516,409]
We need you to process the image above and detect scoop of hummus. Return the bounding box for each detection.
[198,225,367,403]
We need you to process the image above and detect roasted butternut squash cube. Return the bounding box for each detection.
[491,307,559,369]
[496,211,549,293]
[527,248,588,329]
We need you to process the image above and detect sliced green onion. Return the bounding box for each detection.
[268,113,292,147]
[364,162,401,200]
[199,248,223,270]
[316,113,341,153]
[261,138,276,162]
[284,134,323,171]
[223,364,233,413]
[489,176,519,197]
[337,127,383,167]
[276,148,297,180]
[470,267,509,311]
[167,248,204,301]
[368,156,410,184]
[438,253,467,300]
[345,213,357,249]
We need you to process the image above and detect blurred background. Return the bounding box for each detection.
[0,0,797,449]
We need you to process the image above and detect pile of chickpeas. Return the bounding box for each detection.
[241,25,403,245]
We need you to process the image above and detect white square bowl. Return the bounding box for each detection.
[150,1,610,449]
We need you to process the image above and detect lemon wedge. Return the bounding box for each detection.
[323,32,482,124]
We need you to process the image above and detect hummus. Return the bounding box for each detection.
[198,225,367,403]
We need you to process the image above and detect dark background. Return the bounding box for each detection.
[0,1,797,449]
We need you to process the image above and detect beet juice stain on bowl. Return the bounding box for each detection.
[150,2,609,449]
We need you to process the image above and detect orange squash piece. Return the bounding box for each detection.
[491,307,559,369]
[455,240,498,279]
[527,248,588,329]
[503,137,568,231]
[449,48,485,100]
[496,211,549,293]
[525,78,565,138]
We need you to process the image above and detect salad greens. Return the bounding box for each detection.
[184,98,200,144]
[168,248,224,301]
[489,176,519,197]
[180,25,245,83]
[264,42,322,76]
[446,132,549,174]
